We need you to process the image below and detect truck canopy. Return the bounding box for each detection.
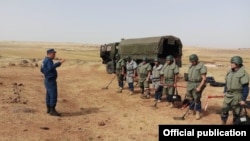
[118,35,182,60]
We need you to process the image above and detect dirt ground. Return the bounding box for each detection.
[0,42,249,141]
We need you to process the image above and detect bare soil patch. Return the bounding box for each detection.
[0,42,249,141]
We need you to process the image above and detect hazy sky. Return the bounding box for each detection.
[0,0,249,48]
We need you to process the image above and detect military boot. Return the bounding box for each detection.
[169,102,174,108]
[145,91,150,99]
[232,115,240,125]
[196,111,201,120]
[188,110,195,115]
[221,120,226,125]
[46,105,50,113]
[140,87,144,95]
[129,91,134,95]
[49,106,61,116]
[140,94,148,99]
[166,102,172,107]
[116,87,122,93]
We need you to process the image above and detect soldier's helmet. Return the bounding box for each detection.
[166,55,174,61]
[189,54,199,62]
[126,55,131,61]
[154,58,159,62]
[231,56,243,65]
[142,57,148,62]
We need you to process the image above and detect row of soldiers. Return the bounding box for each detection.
[115,54,205,120]
[115,54,249,124]
[41,48,249,124]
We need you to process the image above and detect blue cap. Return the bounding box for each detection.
[47,48,56,54]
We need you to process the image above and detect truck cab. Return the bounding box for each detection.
[100,42,119,73]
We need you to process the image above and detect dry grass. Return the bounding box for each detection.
[0,41,249,141]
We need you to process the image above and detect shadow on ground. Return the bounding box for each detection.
[61,107,100,117]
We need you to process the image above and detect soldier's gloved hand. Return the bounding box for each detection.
[196,87,201,92]
[239,100,246,106]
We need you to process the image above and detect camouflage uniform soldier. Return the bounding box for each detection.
[138,57,152,99]
[152,58,163,102]
[160,55,179,107]
[125,56,137,95]
[186,54,207,120]
[221,56,249,125]
[115,54,125,93]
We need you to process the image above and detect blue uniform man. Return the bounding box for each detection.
[41,49,65,116]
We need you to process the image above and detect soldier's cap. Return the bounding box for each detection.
[47,48,56,54]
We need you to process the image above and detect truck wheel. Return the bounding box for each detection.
[106,61,115,74]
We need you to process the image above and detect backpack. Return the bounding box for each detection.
[172,88,182,108]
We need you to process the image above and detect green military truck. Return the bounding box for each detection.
[100,35,183,74]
